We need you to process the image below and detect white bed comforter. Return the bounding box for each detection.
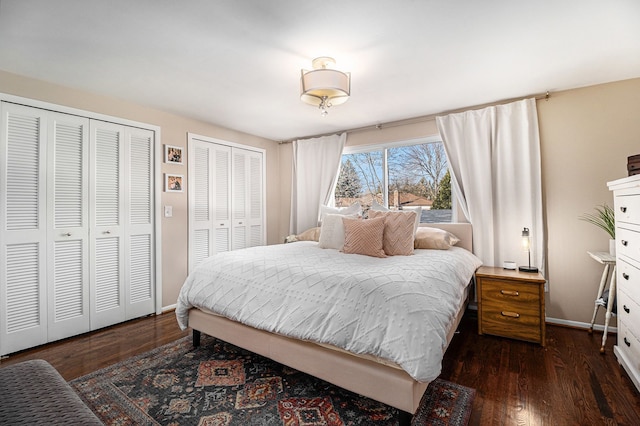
[175,242,482,382]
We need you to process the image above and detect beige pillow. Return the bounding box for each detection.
[318,213,358,250]
[414,227,460,250]
[342,216,387,258]
[368,210,416,256]
[297,227,320,242]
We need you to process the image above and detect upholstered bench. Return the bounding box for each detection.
[0,359,103,425]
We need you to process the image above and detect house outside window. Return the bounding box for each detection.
[335,137,454,223]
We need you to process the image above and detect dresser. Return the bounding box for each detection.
[609,175,640,392]
[476,266,546,346]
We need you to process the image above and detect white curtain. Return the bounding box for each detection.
[290,133,346,234]
[436,98,545,276]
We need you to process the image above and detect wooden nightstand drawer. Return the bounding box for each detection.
[479,279,542,307]
[476,266,546,346]
[480,304,541,343]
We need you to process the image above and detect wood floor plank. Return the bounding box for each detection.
[1,310,639,425]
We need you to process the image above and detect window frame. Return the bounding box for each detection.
[340,135,458,223]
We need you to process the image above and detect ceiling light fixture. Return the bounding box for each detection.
[300,57,351,117]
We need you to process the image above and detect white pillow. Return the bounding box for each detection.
[369,201,421,235]
[319,202,362,225]
[318,213,357,250]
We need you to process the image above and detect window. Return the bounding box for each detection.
[334,137,454,223]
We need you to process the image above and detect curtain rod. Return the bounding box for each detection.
[279,91,550,144]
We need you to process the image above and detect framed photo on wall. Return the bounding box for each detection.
[165,145,183,164]
[165,174,184,192]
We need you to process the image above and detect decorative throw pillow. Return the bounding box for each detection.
[296,227,320,242]
[369,201,421,235]
[368,210,416,256]
[318,214,357,250]
[319,202,362,225]
[414,227,460,250]
[342,216,387,258]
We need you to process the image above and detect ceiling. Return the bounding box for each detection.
[1,1,639,142]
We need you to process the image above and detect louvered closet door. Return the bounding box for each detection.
[231,148,264,250]
[247,150,264,247]
[124,127,155,319]
[188,140,231,271]
[46,112,90,341]
[231,148,252,250]
[0,103,48,355]
[90,121,126,330]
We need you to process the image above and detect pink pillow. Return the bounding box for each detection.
[368,210,416,256]
[341,216,387,258]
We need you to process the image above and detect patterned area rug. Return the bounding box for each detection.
[70,335,474,426]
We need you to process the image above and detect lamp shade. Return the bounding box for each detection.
[300,57,350,114]
[300,68,351,106]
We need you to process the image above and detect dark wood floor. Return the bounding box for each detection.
[1,311,639,425]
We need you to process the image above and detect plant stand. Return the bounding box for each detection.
[587,251,617,353]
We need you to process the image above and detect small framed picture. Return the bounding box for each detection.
[165,174,184,192]
[165,145,183,164]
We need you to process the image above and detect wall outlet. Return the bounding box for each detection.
[164,205,173,218]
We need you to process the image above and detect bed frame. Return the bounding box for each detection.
[188,223,474,422]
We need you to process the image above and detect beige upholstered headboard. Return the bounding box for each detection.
[420,223,473,252]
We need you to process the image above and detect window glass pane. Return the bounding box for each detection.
[387,142,451,222]
[335,151,383,213]
[335,141,452,223]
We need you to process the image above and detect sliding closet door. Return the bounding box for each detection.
[90,121,125,330]
[46,112,91,341]
[0,103,48,355]
[124,127,155,319]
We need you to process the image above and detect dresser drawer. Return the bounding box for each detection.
[615,193,640,226]
[618,289,640,332]
[618,259,640,302]
[617,227,640,265]
[618,322,640,374]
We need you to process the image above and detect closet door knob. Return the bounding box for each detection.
[624,305,630,314]
[64,232,72,237]
[623,273,630,280]
[620,206,627,213]
[624,337,631,347]
[622,240,628,246]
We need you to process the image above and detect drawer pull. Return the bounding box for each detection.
[620,206,627,213]
[621,240,628,247]
[624,337,631,347]
[623,273,630,280]
[501,311,520,318]
[500,290,519,297]
[624,305,630,314]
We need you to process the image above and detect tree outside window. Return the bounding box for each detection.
[335,141,452,223]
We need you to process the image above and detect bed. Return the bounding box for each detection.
[175,223,480,419]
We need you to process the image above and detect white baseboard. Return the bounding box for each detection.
[162,304,177,313]
[545,316,617,333]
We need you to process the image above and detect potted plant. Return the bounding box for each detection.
[580,204,616,255]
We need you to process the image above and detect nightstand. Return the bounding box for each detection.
[476,266,546,346]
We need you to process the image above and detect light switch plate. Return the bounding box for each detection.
[164,205,173,217]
